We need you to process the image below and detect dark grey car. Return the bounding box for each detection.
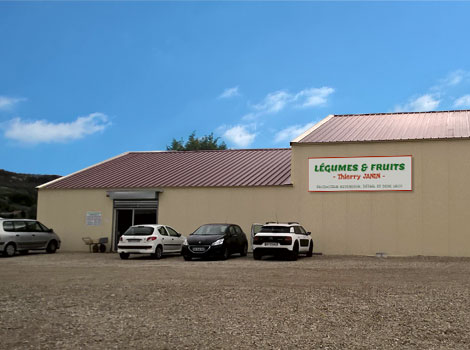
[0,219,61,257]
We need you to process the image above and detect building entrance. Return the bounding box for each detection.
[109,191,159,250]
[114,208,157,249]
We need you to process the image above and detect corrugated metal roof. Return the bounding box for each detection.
[40,149,292,189]
[295,110,470,144]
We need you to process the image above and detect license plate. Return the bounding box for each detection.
[128,239,140,242]
[264,242,279,247]
[192,247,206,252]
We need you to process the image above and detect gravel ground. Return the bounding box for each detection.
[1,252,470,349]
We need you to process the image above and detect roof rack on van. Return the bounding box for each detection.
[264,221,299,225]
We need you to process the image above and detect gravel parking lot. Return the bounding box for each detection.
[1,252,470,349]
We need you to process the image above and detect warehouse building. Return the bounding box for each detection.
[38,110,470,256]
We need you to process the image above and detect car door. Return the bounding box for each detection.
[227,225,238,252]
[165,226,184,252]
[234,225,245,250]
[295,226,310,252]
[25,221,48,249]
[157,226,171,252]
[2,221,18,248]
[13,221,33,250]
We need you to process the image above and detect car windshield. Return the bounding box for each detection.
[192,224,228,235]
[259,226,290,233]
[123,226,154,236]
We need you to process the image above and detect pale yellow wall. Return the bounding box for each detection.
[37,186,296,252]
[290,139,470,257]
[158,186,296,242]
[37,138,470,256]
[37,189,114,251]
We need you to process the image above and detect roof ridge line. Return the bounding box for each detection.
[127,148,291,154]
[334,109,470,117]
[37,152,131,189]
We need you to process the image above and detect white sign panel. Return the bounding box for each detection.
[308,156,412,192]
[86,211,102,226]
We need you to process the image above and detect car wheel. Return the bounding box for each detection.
[183,255,192,261]
[307,242,313,257]
[221,247,230,260]
[253,250,262,260]
[289,242,299,261]
[99,244,106,253]
[4,243,16,257]
[19,250,29,255]
[153,245,163,259]
[240,243,248,257]
[46,241,57,254]
[119,252,130,260]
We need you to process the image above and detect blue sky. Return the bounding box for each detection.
[1,2,470,175]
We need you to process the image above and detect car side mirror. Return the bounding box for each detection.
[48,228,54,233]
[177,233,181,237]
[306,232,311,235]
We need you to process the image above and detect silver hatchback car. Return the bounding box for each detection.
[0,218,61,257]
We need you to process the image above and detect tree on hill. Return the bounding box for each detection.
[167,131,227,151]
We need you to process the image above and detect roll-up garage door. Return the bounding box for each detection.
[113,200,158,209]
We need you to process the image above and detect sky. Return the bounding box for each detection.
[1,1,470,176]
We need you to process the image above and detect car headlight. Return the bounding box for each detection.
[212,238,224,246]
[183,239,188,246]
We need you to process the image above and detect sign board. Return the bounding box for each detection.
[86,211,102,226]
[308,156,412,192]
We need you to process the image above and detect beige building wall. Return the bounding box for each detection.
[158,186,296,240]
[290,139,470,257]
[37,138,470,256]
[37,189,114,251]
[37,186,297,252]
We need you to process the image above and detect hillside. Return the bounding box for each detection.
[0,169,60,219]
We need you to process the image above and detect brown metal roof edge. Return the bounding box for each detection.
[127,148,291,154]
[37,152,131,190]
[291,114,334,144]
[39,183,294,191]
[291,135,470,146]
[333,109,470,118]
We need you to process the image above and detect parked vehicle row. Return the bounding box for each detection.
[1,218,314,261]
[0,218,61,257]
[117,222,313,261]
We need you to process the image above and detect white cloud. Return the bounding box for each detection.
[3,112,111,145]
[223,125,256,148]
[436,70,470,89]
[244,86,334,120]
[253,90,292,114]
[454,95,470,108]
[275,122,316,143]
[220,85,334,148]
[0,96,26,110]
[218,86,240,99]
[395,94,440,112]
[294,87,335,108]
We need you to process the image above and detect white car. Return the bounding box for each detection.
[252,222,313,260]
[117,224,185,260]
